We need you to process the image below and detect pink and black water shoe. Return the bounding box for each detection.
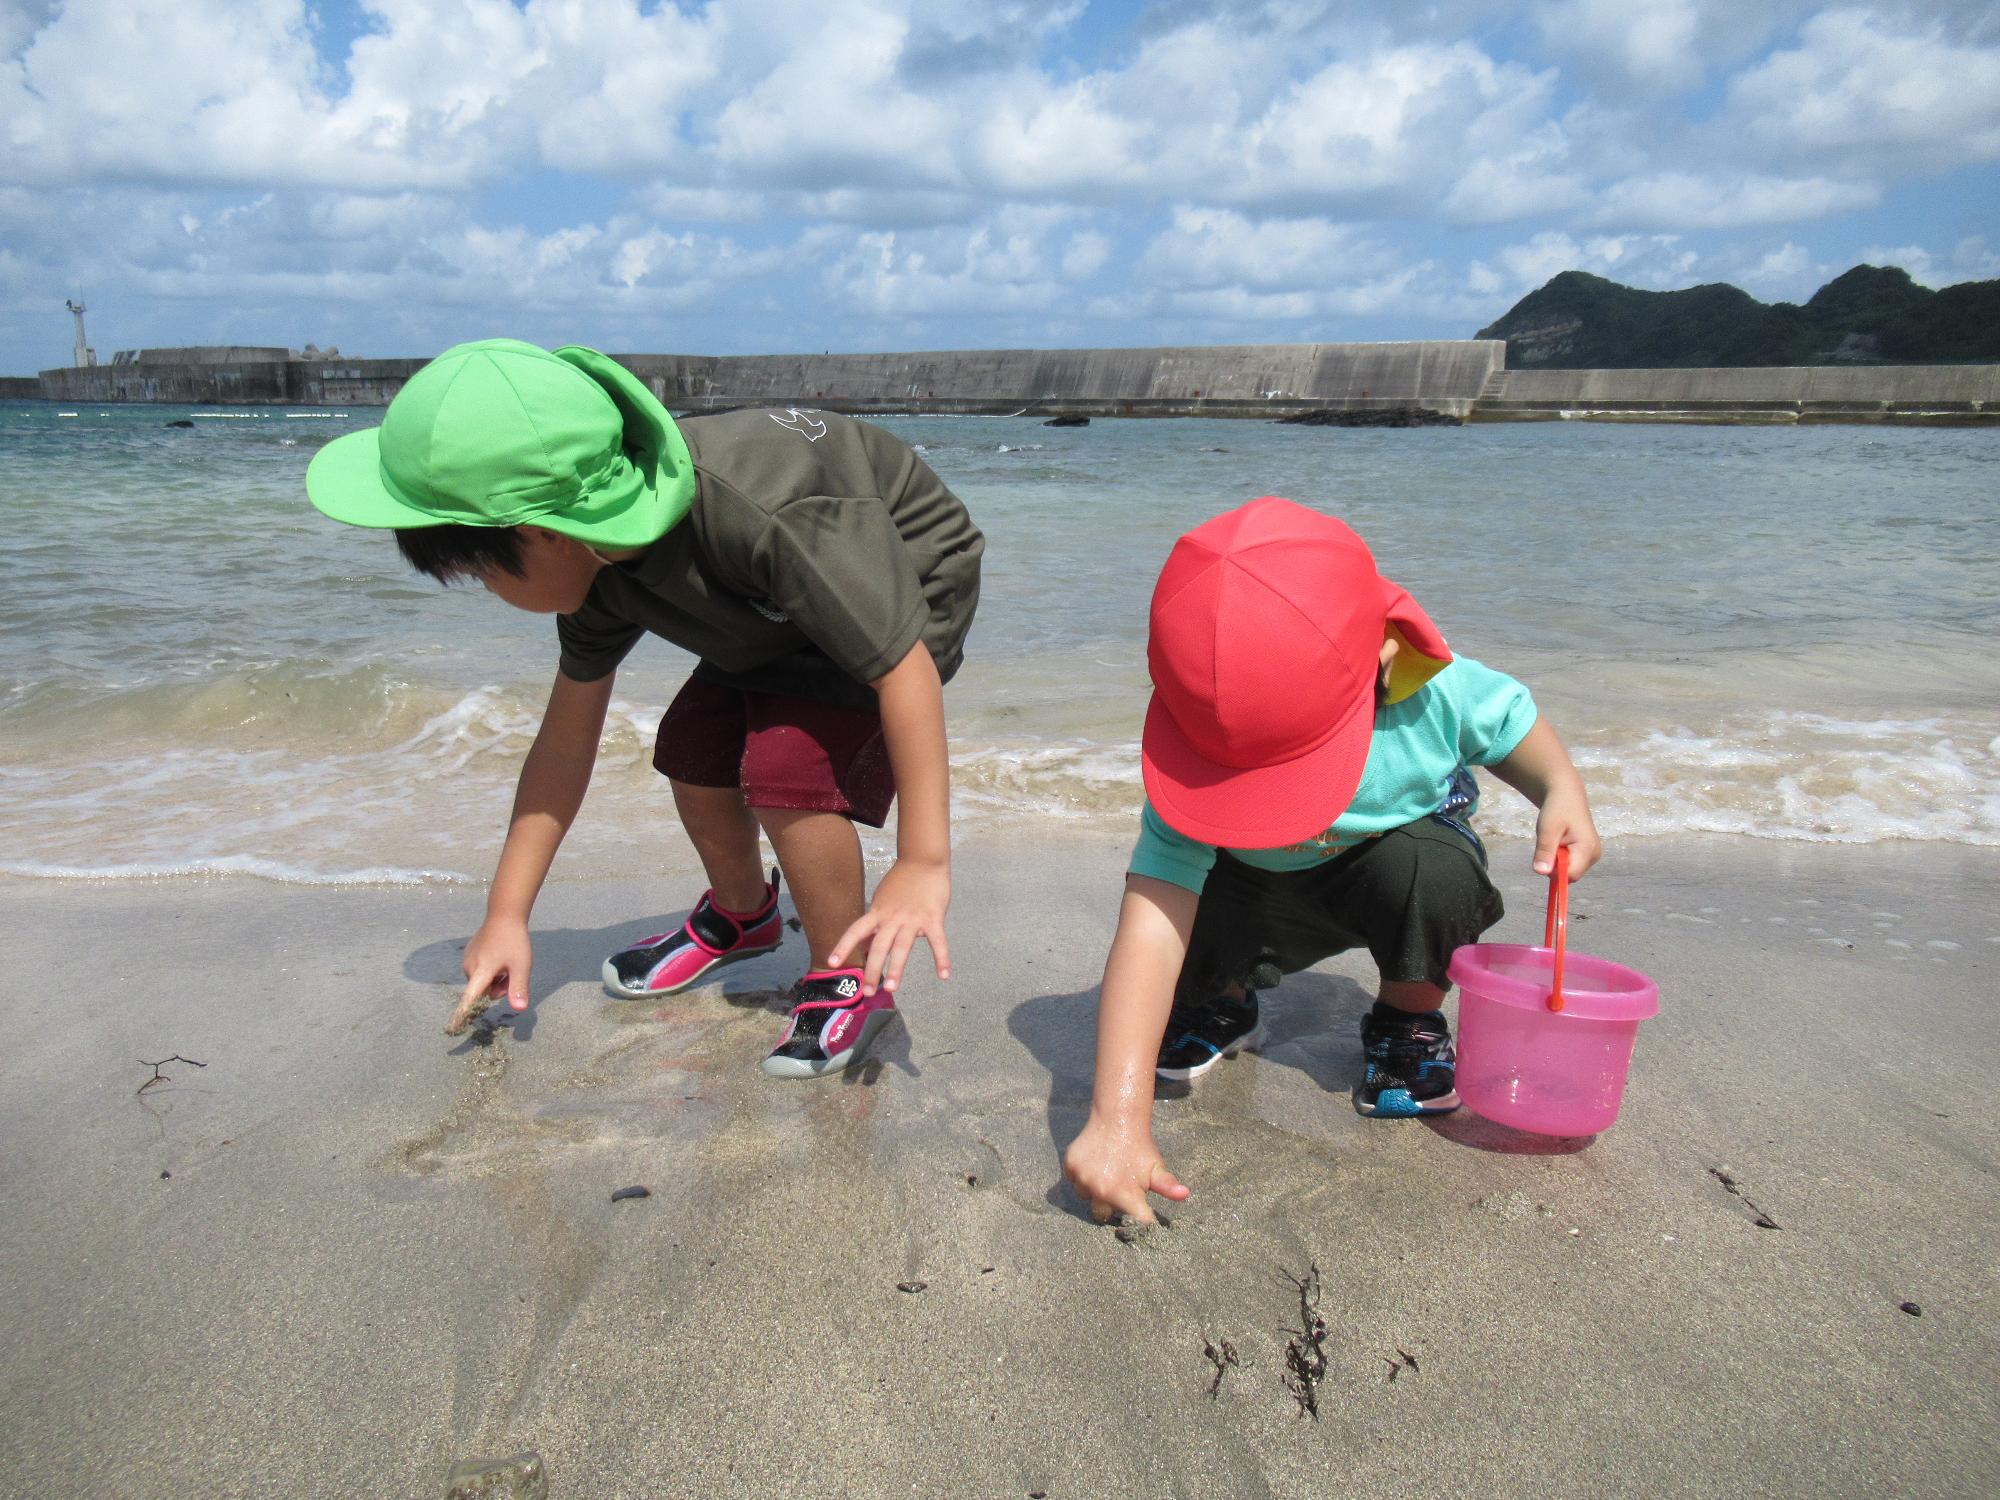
[602,870,785,999]
[760,968,898,1079]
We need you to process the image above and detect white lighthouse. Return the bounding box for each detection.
[65,299,96,367]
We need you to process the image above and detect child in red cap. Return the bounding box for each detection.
[1064,496,1600,1224]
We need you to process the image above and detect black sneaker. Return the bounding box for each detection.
[1354,1002,1460,1117]
[1156,990,1265,1081]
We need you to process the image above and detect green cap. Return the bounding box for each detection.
[305,338,694,550]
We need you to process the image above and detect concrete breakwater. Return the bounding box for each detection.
[33,356,427,407]
[19,340,2000,423]
[617,340,1503,417]
[29,340,1504,418]
[1475,364,2000,424]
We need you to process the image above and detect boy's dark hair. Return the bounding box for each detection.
[394,524,526,584]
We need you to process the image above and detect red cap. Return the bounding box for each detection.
[1141,497,1453,847]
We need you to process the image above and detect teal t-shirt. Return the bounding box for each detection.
[1129,657,1538,894]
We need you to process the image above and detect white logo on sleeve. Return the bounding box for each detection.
[769,408,827,442]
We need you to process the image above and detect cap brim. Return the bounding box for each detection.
[1141,688,1375,849]
[305,428,446,529]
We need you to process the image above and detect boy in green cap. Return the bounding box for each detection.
[306,338,983,1077]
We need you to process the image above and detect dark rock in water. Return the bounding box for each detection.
[1276,407,1460,428]
[1899,1300,1922,1317]
[444,1450,547,1499]
[1043,414,1089,427]
[166,419,195,429]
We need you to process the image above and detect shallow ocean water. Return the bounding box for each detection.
[1,400,1995,883]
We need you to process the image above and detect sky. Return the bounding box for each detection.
[3,0,1998,368]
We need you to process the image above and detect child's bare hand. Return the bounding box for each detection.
[1063,1115,1190,1227]
[449,918,532,1034]
[1533,787,1602,879]
[829,857,950,997]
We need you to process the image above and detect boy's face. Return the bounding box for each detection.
[472,526,602,614]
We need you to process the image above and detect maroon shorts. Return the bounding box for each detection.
[653,675,894,828]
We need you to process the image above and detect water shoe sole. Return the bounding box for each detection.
[601,938,783,1001]
[1155,1020,1267,1082]
[759,1007,899,1080]
[1352,1085,1461,1118]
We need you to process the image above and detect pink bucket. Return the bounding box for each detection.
[1448,848,1658,1137]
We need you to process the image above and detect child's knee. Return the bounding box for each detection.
[1357,825,1504,970]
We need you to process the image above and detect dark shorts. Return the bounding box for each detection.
[653,675,895,828]
[1175,815,1505,1005]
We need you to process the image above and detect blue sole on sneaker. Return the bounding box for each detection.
[600,938,782,1000]
[1353,1085,1460,1118]
[760,1007,898,1079]
[1155,1020,1266,1082]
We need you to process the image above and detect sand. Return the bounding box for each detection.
[1,833,1996,1499]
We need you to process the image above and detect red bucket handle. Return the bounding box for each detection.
[1544,845,1570,1012]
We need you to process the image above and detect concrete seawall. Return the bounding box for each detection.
[30,342,1502,417]
[33,358,427,407]
[620,340,1504,417]
[19,343,2000,423]
[1475,365,2000,424]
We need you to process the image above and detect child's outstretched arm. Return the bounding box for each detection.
[830,640,951,997]
[448,669,613,1033]
[1063,874,1201,1225]
[1489,716,1602,878]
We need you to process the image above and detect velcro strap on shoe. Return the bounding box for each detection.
[687,894,741,950]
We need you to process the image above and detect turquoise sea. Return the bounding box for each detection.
[1,400,1996,885]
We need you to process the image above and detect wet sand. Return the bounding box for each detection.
[1,833,1996,1498]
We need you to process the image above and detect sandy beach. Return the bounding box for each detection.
[2,831,1995,1499]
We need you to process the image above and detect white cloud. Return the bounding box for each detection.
[1234,42,1561,208]
[819,226,1064,318]
[1533,0,1797,91]
[612,229,694,290]
[525,2,722,173]
[1732,241,1827,299]
[1726,8,2000,167]
[0,0,720,190]
[966,27,1576,215]
[4,2,331,185]
[710,3,957,188]
[1471,230,1701,298]
[1534,0,1704,89]
[973,76,1149,198]
[1444,124,1586,223]
[1060,230,1111,281]
[304,192,455,242]
[1137,207,1392,291]
[1588,171,1879,230]
[1857,236,2000,287]
[1164,267,1430,323]
[635,185,767,224]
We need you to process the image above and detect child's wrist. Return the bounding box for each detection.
[1085,1094,1155,1136]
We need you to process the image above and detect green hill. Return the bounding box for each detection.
[1476,265,2000,367]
